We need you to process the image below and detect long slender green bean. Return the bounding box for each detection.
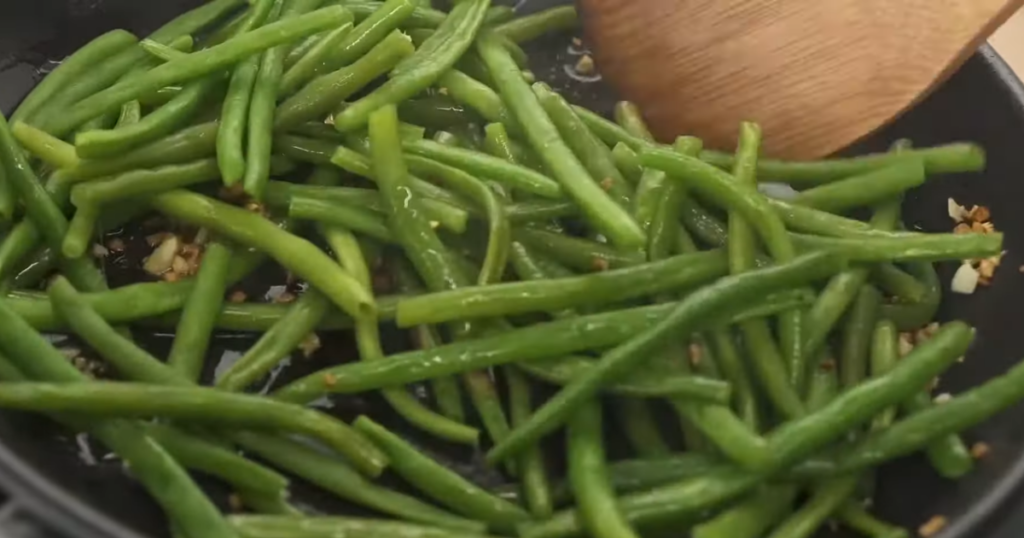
[792,160,926,214]
[478,34,644,248]
[355,416,529,531]
[142,423,289,497]
[396,250,728,326]
[333,0,492,132]
[0,290,236,538]
[229,515,500,538]
[166,241,232,382]
[49,6,350,137]
[507,368,553,518]
[219,56,261,185]
[273,289,814,403]
[766,478,859,538]
[11,121,79,169]
[274,30,415,131]
[71,159,220,208]
[493,6,577,43]
[403,138,563,198]
[791,232,1002,263]
[150,190,374,320]
[486,251,844,464]
[902,388,975,479]
[440,70,515,126]
[279,23,355,97]
[568,403,641,538]
[235,432,484,531]
[840,286,882,390]
[535,83,632,206]
[316,0,418,77]
[693,486,798,538]
[515,228,646,272]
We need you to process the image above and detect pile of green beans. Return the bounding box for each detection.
[0,2,1016,538]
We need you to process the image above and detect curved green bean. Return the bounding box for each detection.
[486,251,844,464]
[355,416,530,531]
[439,70,515,126]
[396,250,728,326]
[150,190,375,320]
[568,404,641,538]
[902,386,975,479]
[71,159,220,208]
[219,56,260,185]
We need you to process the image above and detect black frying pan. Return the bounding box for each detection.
[2,1,1024,538]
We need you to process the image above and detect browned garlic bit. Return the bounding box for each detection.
[299,333,322,358]
[970,442,991,459]
[591,257,610,272]
[575,54,595,75]
[106,237,126,253]
[143,235,181,277]
[228,290,248,304]
[275,291,298,304]
[948,199,1000,293]
[918,515,948,538]
[687,343,703,366]
[323,372,338,387]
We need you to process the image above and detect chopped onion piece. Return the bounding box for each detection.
[144,235,180,276]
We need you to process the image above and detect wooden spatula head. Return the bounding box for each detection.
[579,0,1023,158]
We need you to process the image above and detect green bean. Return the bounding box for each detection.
[766,478,859,538]
[234,432,485,531]
[276,281,810,405]
[507,368,553,518]
[274,30,415,131]
[142,423,289,497]
[403,138,563,198]
[219,290,331,391]
[317,0,418,78]
[49,7,349,137]
[241,3,290,199]
[515,228,645,272]
[279,23,356,97]
[0,114,107,292]
[404,156,509,284]
[150,190,374,320]
[355,416,530,531]
[344,1,448,28]
[493,6,578,43]
[486,251,844,464]
[568,403,641,538]
[611,143,644,185]
[396,250,729,326]
[116,100,142,127]
[871,264,930,303]
[766,198,917,239]
[290,197,396,242]
[483,122,518,163]
[166,242,232,382]
[792,232,1003,263]
[76,75,223,159]
[59,122,219,184]
[0,291,236,538]
[727,122,761,275]
[13,30,138,124]
[219,56,261,185]
[613,101,654,141]
[283,33,322,71]
[837,505,909,538]
[879,262,941,331]
[767,322,974,468]
[701,143,985,186]
[792,160,926,213]
[400,96,477,130]
[438,70,515,127]
[869,320,901,431]
[71,159,219,209]
[633,168,669,239]
[479,35,644,247]
[230,515,502,538]
[536,84,632,206]
[708,328,760,427]
[333,0,489,132]
[11,122,79,169]
[834,357,1023,472]
[840,286,882,390]
[693,486,798,538]
[902,386,974,479]
[609,398,669,460]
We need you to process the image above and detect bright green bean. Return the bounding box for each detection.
[613,101,654,141]
[536,83,632,206]
[229,515,499,538]
[219,56,261,185]
[792,160,926,213]
[396,250,729,326]
[840,286,882,390]
[402,138,563,198]
[765,478,859,538]
[71,159,220,207]
[792,232,1003,263]
[166,242,232,382]
[515,228,646,272]
[316,0,418,77]
[439,70,515,126]
[11,121,79,169]
[507,368,553,518]
[479,34,644,248]
[493,6,577,43]
[290,197,396,242]
[279,22,355,97]
[486,251,844,464]
[355,416,529,531]
[568,403,641,538]
[274,30,415,131]
[151,190,374,320]
[49,6,350,136]
[902,386,974,479]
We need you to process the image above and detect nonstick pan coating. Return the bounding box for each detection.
[2,1,1024,538]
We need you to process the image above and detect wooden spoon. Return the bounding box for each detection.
[578,0,1024,158]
